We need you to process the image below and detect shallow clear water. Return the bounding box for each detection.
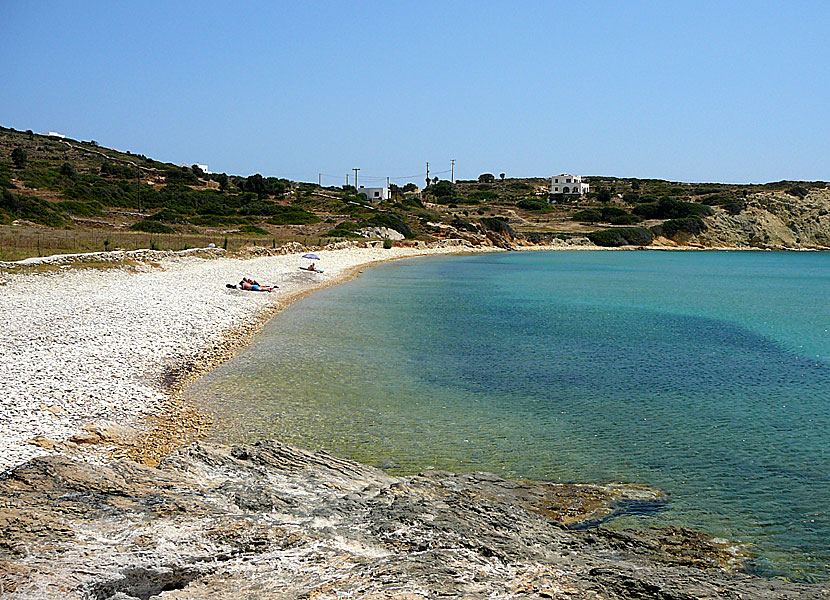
[188,251,830,580]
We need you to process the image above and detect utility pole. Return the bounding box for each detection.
[136,163,141,214]
[346,174,349,187]
[318,173,321,187]
[353,168,360,191]
[387,176,390,189]
[425,162,430,187]
[451,159,455,183]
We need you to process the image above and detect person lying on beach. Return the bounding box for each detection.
[307,263,318,272]
[238,279,276,292]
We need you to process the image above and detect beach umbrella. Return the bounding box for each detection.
[302,253,320,260]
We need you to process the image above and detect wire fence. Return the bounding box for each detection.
[0,227,320,262]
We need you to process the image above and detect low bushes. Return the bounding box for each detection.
[588,227,653,247]
[363,213,413,238]
[479,217,516,238]
[633,197,712,220]
[517,198,551,211]
[240,224,270,235]
[54,200,103,217]
[0,189,65,227]
[129,219,175,234]
[264,205,320,225]
[326,221,362,238]
[573,207,641,225]
[651,217,707,239]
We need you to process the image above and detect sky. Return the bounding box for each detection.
[2,1,828,184]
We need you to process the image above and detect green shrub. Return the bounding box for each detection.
[11,147,27,168]
[264,205,320,225]
[130,220,175,234]
[467,190,498,203]
[517,198,551,211]
[479,217,516,237]
[450,215,479,232]
[633,198,712,219]
[609,213,642,225]
[100,161,136,179]
[326,221,362,237]
[654,217,707,238]
[786,185,808,199]
[148,208,189,224]
[240,224,270,235]
[573,209,602,223]
[428,180,457,203]
[383,238,393,249]
[0,166,11,188]
[164,166,199,184]
[362,213,413,238]
[55,200,103,216]
[0,189,65,226]
[588,227,653,247]
[722,200,745,215]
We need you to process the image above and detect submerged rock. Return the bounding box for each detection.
[0,440,825,598]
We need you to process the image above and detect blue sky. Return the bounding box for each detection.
[2,1,827,184]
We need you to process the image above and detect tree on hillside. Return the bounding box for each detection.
[245,174,265,199]
[11,147,27,169]
[402,183,417,193]
[500,173,505,181]
[429,180,457,203]
[60,162,76,180]
[478,173,495,183]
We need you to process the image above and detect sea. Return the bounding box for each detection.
[186,250,830,581]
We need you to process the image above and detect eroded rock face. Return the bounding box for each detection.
[699,189,830,249]
[0,441,825,599]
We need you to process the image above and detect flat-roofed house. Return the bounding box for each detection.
[551,174,589,195]
[358,185,390,202]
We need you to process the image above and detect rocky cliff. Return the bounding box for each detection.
[698,189,830,249]
[1,441,825,599]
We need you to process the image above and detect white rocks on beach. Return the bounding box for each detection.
[0,242,495,473]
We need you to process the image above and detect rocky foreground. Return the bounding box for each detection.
[1,441,825,599]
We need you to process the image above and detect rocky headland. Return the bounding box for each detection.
[2,440,827,599]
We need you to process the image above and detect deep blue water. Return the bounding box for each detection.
[188,251,830,580]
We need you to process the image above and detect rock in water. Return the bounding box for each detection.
[0,440,825,598]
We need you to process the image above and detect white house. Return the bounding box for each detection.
[357,185,390,202]
[551,174,589,195]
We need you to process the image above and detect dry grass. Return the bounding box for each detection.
[0,225,326,262]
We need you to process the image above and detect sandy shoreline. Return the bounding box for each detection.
[1,240,539,473]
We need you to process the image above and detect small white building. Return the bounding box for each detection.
[357,185,390,202]
[551,174,589,195]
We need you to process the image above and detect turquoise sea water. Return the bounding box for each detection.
[188,251,830,580]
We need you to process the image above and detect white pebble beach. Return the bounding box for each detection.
[0,241,520,473]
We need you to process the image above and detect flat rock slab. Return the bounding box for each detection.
[0,440,826,599]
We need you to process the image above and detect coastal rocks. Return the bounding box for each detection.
[357,226,405,240]
[698,189,830,249]
[0,440,825,599]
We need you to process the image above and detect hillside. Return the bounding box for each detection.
[2,125,828,260]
